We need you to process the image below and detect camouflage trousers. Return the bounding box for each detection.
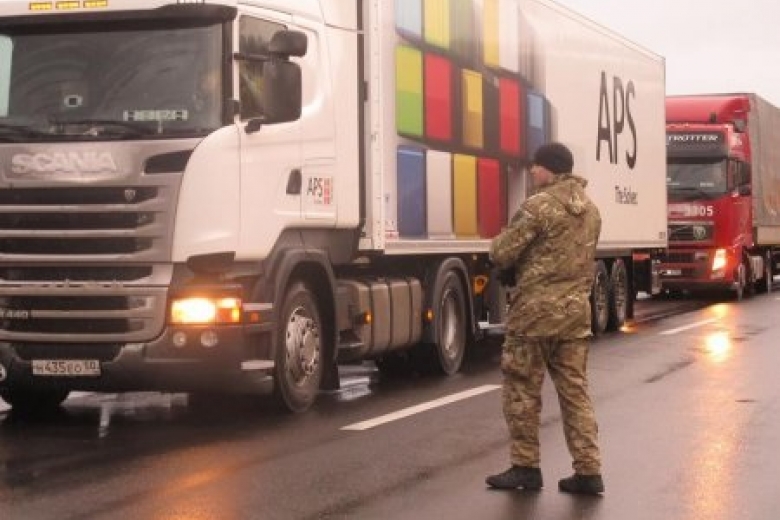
[501,334,601,474]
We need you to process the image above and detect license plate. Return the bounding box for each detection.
[32,359,101,377]
[662,269,682,277]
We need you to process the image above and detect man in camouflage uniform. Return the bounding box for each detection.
[486,142,604,495]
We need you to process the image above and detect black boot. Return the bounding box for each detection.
[558,473,604,495]
[486,465,543,490]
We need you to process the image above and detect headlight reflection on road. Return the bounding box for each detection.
[708,303,730,320]
[704,331,732,363]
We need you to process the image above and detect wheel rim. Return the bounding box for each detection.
[736,264,746,300]
[284,305,320,386]
[595,273,609,329]
[439,288,463,363]
[613,265,628,322]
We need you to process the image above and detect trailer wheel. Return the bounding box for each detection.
[0,387,69,413]
[608,258,628,330]
[758,251,774,294]
[418,270,467,375]
[591,261,610,335]
[273,281,323,413]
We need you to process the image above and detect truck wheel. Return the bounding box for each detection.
[591,261,610,335]
[417,270,467,375]
[734,261,747,301]
[274,281,323,413]
[608,258,628,330]
[0,387,69,412]
[759,251,773,294]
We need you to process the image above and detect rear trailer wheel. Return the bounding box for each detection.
[274,282,324,413]
[417,270,467,375]
[0,386,69,412]
[590,261,610,335]
[608,259,629,330]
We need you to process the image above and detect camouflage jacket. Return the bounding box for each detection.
[490,174,601,338]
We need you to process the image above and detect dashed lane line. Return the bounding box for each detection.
[659,318,717,336]
[341,384,501,431]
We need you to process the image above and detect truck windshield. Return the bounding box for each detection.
[667,158,728,200]
[0,20,223,142]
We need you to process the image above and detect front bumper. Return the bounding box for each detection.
[0,324,275,394]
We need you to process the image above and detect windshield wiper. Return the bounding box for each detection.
[670,186,718,200]
[0,122,52,142]
[48,118,154,139]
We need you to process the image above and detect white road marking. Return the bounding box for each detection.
[659,318,717,336]
[341,384,501,431]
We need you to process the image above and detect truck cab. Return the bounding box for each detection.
[660,95,774,299]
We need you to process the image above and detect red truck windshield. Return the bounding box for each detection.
[0,20,224,142]
[667,158,728,200]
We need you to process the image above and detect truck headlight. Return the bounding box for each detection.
[170,297,242,325]
[712,249,728,272]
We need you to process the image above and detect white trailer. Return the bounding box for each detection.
[0,0,665,412]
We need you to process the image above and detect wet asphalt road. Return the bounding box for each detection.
[2,291,779,519]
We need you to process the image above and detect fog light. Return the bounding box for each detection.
[172,331,188,348]
[200,330,219,348]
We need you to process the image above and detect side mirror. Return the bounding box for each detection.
[268,30,307,57]
[260,60,302,125]
[242,30,306,132]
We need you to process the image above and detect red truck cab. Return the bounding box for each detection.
[660,95,775,299]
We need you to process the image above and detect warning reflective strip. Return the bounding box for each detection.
[341,384,501,431]
[659,318,717,336]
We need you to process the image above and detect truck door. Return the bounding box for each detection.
[236,13,303,257]
[730,160,752,246]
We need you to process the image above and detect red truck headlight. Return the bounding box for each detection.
[711,249,728,272]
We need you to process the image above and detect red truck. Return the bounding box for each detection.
[660,94,780,299]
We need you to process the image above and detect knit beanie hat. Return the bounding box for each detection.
[532,142,573,174]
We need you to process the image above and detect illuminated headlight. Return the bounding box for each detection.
[170,297,242,325]
[712,249,728,272]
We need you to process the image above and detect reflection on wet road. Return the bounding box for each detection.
[3,291,780,520]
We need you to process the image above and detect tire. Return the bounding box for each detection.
[608,258,629,331]
[590,261,610,335]
[734,261,747,301]
[758,251,773,294]
[273,281,324,413]
[0,386,69,412]
[417,270,467,375]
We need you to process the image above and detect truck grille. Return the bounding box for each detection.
[0,151,182,343]
[0,186,165,257]
[661,252,696,263]
[668,223,714,243]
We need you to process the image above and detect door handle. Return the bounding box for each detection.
[286,168,302,195]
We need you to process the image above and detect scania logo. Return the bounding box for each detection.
[10,152,119,175]
[124,189,137,202]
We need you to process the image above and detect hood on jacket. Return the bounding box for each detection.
[545,174,590,216]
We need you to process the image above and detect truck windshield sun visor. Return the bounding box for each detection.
[0,5,236,30]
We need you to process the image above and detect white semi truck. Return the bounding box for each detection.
[0,0,666,412]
